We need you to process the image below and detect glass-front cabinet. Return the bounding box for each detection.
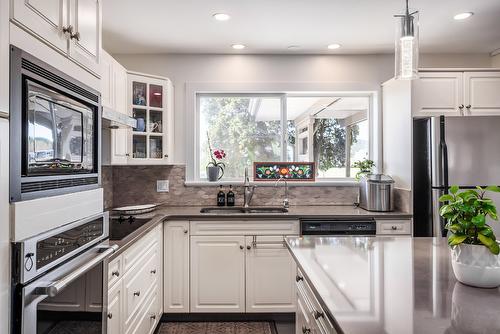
[128,72,173,163]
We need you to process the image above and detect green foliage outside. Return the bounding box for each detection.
[439,185,500,255]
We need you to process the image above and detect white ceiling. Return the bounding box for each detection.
[102,0,500,55]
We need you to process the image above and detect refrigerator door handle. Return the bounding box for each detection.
[440,115,449,194]
[432,188,447,237]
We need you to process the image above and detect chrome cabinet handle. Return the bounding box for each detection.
[302,326,311,334]
[151,269,157,274]
[313,310,324,320]
[133,291,140,296]
[70,31,81,41]
[112,271,120,277]
[296,275,304,282]
[107,313,113,319]
[458,104,464,116]
[62,25,74,35]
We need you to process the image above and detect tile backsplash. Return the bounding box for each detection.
[102,165,359,209]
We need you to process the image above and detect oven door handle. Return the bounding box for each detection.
[34,244,118,297]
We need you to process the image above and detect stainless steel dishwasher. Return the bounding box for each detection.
[300,217,376,235]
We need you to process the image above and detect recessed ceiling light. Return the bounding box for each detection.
[213,13,230,21]
[287,45,301,50]
[327,43,341,50]
[231,44,246,50]
[453,12,473,20]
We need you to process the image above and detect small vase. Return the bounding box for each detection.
[206,166,223,182]
[450,243,500,288]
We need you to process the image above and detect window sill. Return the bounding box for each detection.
[184,180,359,187]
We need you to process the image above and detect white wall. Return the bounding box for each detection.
[114,53,492,163]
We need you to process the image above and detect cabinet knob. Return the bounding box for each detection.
[133,291,141,297]
[150,314,157,320]
[62,25,74,35]
[302,326,311,334]
[125,153,130,157]
[151,269,157,274]
[296,275,304,282]
[247,245,251,250]
[164,154,169,158]
[313,310,324,320]
[107,313,113,319]
[466,105,471,109]
[112,270,120,277]
[70,31,81,41]
[391,226,398,230]
[183,229,188,234]
[239,245,244,250]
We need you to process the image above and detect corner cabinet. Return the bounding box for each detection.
[128,72,174,164]
[412,70,500,117]
[10,0,101,75]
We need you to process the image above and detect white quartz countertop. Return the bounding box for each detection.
[286,236,500,334]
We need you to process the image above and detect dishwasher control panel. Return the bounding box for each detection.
[300,218,376,235]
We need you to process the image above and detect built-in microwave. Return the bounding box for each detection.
[9,46,101,202]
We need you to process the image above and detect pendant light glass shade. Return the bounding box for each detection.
[394,4,419,80]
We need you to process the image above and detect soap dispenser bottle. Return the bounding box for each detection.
[217,185,226,206]
[227,185,235,206]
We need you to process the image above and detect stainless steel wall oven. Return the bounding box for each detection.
[9,46,101,202]
[11,213,116,334]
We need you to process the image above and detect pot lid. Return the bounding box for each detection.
[364,174,394,184]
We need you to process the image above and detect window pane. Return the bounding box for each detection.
[199,95,282,179]
[286,96,369,178]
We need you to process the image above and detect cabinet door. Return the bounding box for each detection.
[412,72,463,116]
[68,0,101,74]
[100,50,114,109]
[245,236,296,313]
[107,280,122,334]
[164,221,190,313]
[190,235,245,312]
[110,129,129,164]
[11,0,68,52]
[114,63,128,114]
[464,72,500,116]
[85,265,104,312]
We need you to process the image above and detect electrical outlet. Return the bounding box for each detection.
[157,180,169,192]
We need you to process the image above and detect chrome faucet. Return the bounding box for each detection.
[275,177,289,208]
[243,167,256,208]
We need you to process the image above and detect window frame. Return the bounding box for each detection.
[185,83,379,186]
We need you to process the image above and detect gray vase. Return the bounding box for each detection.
[207,166,223,181]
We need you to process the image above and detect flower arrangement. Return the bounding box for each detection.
[206,133,226,181]
[254,163,314,180]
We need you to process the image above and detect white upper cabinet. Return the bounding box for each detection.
[1,0,10,114]
[10,0,101,76]
[412,72,463,116]
[464,72,500,115]
[11,0,68,51]
[68,0,101,74]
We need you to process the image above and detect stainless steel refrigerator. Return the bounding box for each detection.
[413,116,500,237]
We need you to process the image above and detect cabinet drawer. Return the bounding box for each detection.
[126,286,160,334]
[122,224,162,272]
[108,254,122,287]
[190,220,299,236]
[123,243,161,325]
[376,219,412,235]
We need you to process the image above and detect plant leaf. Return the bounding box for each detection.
[446,224,462,233]
[477,234,500,255]
[448,234,467,246]
[450,185,459,195]
[485,185,500,193]
[471,214,486,228]
[439,194,454,202]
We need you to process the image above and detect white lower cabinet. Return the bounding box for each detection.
[164,221,190,312]
[190,235,246,312]
[245,236,296,313]
[107,224,163,334]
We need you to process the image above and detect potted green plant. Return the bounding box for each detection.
[353,159,375,181]
[439,185,500,288]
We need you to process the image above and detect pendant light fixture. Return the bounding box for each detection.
[394,0,419,80]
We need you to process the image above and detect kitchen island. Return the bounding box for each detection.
[286,236,500,334]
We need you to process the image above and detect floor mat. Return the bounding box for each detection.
[158,321,274,334]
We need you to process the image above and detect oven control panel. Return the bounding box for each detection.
[35,220,103,270]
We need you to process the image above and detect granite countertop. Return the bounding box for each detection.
[108,205,412,258]
[286,236,500,334]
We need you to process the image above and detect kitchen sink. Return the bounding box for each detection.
[200,207,288,214]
